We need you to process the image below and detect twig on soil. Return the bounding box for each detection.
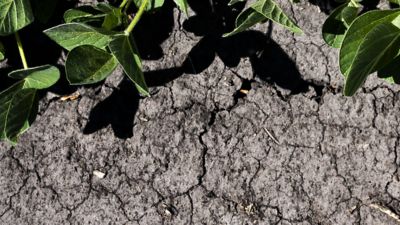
[60,92,80,101]
[239,89,249,95]
[369,203,400,224]
[263,128,280,145]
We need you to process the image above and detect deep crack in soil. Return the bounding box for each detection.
[1,0,400,224]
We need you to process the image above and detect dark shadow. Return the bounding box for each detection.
[0,66,16,92]
[309,0,380,14]
[360,0,380,12]
[81,0,176,138]
[308,0,341,14]
[134,0,176,60]
[146,0,311,95]
[1,0,318,139]
[83,78,140,139]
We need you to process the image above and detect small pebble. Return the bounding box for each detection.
[93,170,105,179]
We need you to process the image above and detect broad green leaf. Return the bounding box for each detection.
[343,22,400,96]
[224,0,302,37]
[322,3,359,48]
[342,1,360,27]
[0,0,34,35]
[18,92,38,136]
[340,9,400,76]
[95,3,121,13]
[44,23,114,51]
[378,54,400,83]
[0,41,4,60]
[172,0,187,14]
[251,0,302,34]
[63,6,105,23]
[0,82,24,140]
[95,3,124,30]
[224,8,265,37]
[8,65,60,89]
[103,12,122,30]
[0,82,37,144]
[108,35,149,96]
[0,65,59,144]
[66,45,118,85]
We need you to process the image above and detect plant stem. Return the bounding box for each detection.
[15,32,28,69]
[123,0,132,13]
[124,0,149,35]
[119,0,130,9]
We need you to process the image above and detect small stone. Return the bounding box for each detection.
[93,170,105,179]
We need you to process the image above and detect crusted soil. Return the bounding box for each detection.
[1,0,400,224]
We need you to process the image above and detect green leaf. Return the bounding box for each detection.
[95,3,124,30]
[0,0,34,35]
[172,0,187,14]
[342,2,360,27]
[251,0,302,33]
[133,0,165,11]
[0,65,59,144]
[8,65,60,89]
[0,41,4,60]
[390,0,400,6]
[63,6,105,23]
[108,35,149,96]
[18,92,38,136]
[0,82,37,144]
[339,9,400,76]
[224,8,265,37]
[44,23,114,51]
[224,0,302,37]
[378,54,400,83]
[65,45,118,85]
[343,22,400,96]
[322,3,359,48]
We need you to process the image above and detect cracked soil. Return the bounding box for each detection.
[1,0,400,224]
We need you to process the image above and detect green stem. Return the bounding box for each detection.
[123,0,132,13]
[119,0,129,9]
[124,0,149,35]
[15,32,28,69]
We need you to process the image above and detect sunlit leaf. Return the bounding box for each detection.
[0,0,34,35]
[108,35,149,96]
[343,22,400,96]
[8,65,60,89]
[322,2,359,48]
[44,23,114,51]
[224,0,302,37]
[339,9,400,76]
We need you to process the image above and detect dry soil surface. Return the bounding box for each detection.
[1,0,400,224]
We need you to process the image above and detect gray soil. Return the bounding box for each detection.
[1,1,400,224]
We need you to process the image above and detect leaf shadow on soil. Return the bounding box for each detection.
[83,79,140,139]
[84,0,322,139]
[309,0,380,14]
[82,1,177,138]
[145,0,314,94]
